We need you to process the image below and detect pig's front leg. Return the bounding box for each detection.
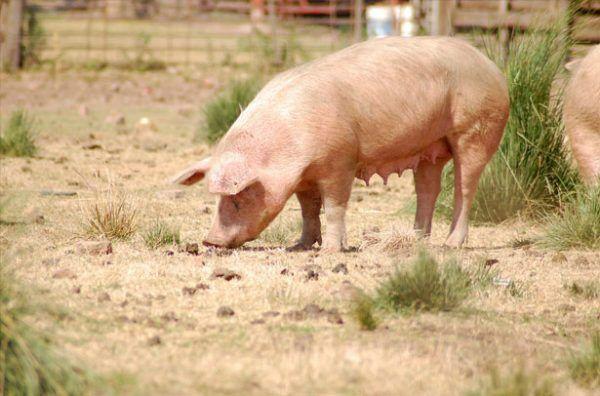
[319,175,353,253]
[290,188,322,250]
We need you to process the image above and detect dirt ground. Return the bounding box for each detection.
[1,70,598,395]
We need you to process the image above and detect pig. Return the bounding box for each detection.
[564,45,600,184]
[172,36,509,251]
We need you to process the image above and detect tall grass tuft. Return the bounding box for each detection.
[542,185,600,250]
[568,332,600,388]
[143,220,180,249]
[84,190,138,241]
[0,265,95,395]
[197,79,261,145]
[439,13,578,223]
[0,110,37,157]
[375,250,471,313]
[351,293,378,331]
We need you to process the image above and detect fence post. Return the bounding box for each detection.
[430,0,452,36]
[354,0,363,42]
[0,0,24,71]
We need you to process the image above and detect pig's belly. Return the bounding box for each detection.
[355,138,451,185]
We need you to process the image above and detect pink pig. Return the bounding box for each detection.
[564,44,600,184]
[172,36,509,251]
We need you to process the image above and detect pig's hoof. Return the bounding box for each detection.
[443,236,465,249]
[320,243,345,253]
[287,242,314,251]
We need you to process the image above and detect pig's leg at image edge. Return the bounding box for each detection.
[319,174,354,252]
[290,187,323,250]
[413,157,451,237]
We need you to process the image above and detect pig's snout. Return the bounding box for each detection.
[202,236,243,249]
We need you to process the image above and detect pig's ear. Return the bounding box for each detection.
[207,153,258,195]
[565,59,581,72]
[170,157,212,186]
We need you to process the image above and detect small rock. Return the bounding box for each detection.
[98,292,111,303]
[77,241,112,256]
[250,319,266,325]
[147,335,162,346]
[165,250,175,256]
[40,190,77,197]
[102,259,113,266]
[42,258,60,266]
[155,189,185,200]
[332,263,348,274]
[71,285,82,294]
[280,268,290,275]
[551,252,568,263]
[82,143,103,150]
[484,259,499,267]
[306,269,319,281]
[135,117,157,133]
[211,267,241,281]
[262,311,280,318]
[201,206,212,214]
[493,277,512,287]
[25,208,45,224]
[184,243,199,256]
[217,306,235,317]
[52,269,77,279]
[303,304,324,318]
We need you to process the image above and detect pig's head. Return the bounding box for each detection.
[171,152,288,248]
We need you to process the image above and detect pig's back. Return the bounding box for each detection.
[234,37,507,165]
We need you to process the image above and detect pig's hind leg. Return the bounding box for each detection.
[290,188,322,250]
[413,156,451,237]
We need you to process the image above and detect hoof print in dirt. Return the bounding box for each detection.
[217,306,235,317]
[211,267,241,281]
[98,292,111,303]
[147,335,162,346]
[52,269,77,280]
[77,241,113,256]
[332,263,349,274]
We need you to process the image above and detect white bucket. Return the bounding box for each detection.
[366,4,418,38]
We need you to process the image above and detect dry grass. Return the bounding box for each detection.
[143,220,180,249]
[83,189,138,241]
[467,367,555,396]
[0,110,37,157]
[0,70,598,395]
[360,225,417,252]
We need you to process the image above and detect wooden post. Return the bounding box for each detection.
[498,0,509,62]
[0,0,25,71]
[430,0,452,36]
[353,0,363,42]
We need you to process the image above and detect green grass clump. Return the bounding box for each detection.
[0,110,37,157]
[467,367,555,396]
[197,79,261,145]
[351,293,378,331]
[439,13,578,223]
[542,185,600,250]
[260,218,302,245]
[143,220,180,249]
[568,332,600,388]
[84,191,138,241]
[0,265,95,395]
[375,250,471,313]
